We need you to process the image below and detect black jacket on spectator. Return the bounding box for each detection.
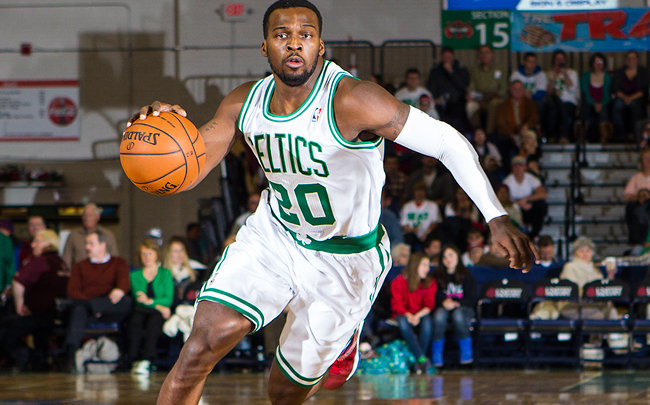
[435,271,477,308]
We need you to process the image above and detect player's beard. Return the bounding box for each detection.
[269,56,319,87]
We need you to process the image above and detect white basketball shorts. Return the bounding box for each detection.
[197,189,391,387]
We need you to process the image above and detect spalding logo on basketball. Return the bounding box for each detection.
[48,97,78,126]
[120,112,206,196]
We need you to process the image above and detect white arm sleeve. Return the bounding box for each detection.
[394,106,507,223]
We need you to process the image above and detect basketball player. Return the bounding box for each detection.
[128,1,538,404]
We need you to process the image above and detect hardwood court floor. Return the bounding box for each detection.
[1,370,650,404]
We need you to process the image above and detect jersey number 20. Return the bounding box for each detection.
[270,181,335,226]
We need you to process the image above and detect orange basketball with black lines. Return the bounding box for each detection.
[120,112,206,196]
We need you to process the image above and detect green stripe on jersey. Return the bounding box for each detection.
[262,60,331,122]
[238,79,265,132]
[327,73,383,150]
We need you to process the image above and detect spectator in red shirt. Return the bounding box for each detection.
[431,245,477,367]
[1,229,68,371]
[63,229,132,372]
[391,252,436,374]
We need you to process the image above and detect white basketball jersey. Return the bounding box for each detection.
[238,61,385,252]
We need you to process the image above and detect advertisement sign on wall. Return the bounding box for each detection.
[511,9,650,52]
[0,80,79,141]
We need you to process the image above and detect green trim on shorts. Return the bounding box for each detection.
[269,205,385,254]
[275,345,325,387]
[197,288,265,333]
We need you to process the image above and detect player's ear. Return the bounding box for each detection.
[319,39,325,57]
[261,41,268,57]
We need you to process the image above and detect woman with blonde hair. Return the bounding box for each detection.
[163,236,197,301]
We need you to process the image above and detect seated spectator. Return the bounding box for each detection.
[461,228,489,266]
[534,235,566,276]
[580,53,613,143]
[0,220,16,306]
[400,182,441,248]
[624,148,650,203]
[1,230,68,372]
[163,237,202,305]
[626,188,650,245]
[17,216,46,269]
[427,47,471,134]
[502,156,548,238]
[557,237,618,320]
[471,127,501,166]
[444,187,482,226]
[62,203,119,268]
[126,240,174,375]
[466,45,507,134]
[431,245,476,367]
[495,184,523,229]
[482,153,504,189]
[63,229,132,373]
[418,94,440,120]
[517,129,540,161]
[495,81,539,159]
[510,52,547,136]
[391,243,412,267]
[391,252,436,373]
[394,68,434,109]
[544,50,579,143]
[380,190,404,246]
[612,51,649,141]
[404,155,457,206]
[423,237,441,262]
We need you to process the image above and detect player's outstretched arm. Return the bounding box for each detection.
[334,79,539,271]
[126,82,254,191]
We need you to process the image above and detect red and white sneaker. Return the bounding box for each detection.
[323,327,362,390]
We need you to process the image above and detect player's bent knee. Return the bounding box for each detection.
[184,301,254,360]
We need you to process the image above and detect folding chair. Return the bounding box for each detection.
[629,282,650,367]
[527,278,580,368]
[579,279,631,367]
[474,279,529,366]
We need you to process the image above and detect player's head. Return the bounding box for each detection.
[262,0,325,87]
[263,0,322,38]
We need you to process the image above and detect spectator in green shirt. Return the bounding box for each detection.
[127,239,174,375]
[0,220,17,305]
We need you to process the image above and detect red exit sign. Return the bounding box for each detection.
[225,3,245,17]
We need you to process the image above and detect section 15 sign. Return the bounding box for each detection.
[442,10,510,49]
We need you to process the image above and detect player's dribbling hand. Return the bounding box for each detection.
[488,215,539,273]
[126,101,187,128]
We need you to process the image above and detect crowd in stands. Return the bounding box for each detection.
[0,204,209,375]
[2,47,650,376]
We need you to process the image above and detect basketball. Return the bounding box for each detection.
[120,112,206,196]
